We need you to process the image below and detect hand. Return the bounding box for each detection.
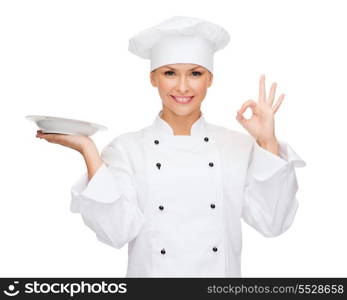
[36,130,95,154]
[236,74,285,146]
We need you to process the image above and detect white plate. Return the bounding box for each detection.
[26,115,107,136]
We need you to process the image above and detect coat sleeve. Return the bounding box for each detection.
[70,137,145,249]
[241,138,306,237]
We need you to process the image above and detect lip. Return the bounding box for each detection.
[170,95,194,104]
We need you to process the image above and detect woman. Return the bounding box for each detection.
[36,16,305,277]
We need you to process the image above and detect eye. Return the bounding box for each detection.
[192,71,202,77]
[164,71,175,76]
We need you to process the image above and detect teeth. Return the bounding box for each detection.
[172,96,192,103]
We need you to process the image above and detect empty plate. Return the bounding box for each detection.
[26,115,107,136]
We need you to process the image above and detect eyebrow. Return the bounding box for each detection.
[164,66,203,71]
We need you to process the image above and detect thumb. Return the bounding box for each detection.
[236,110,250,127]
[239,100,257,114]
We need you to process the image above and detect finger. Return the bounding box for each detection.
[236,110,250,125]
[236,110,253,131]
[273,94,285,113]
[238,99,257,115]
[267,82,277,105]
[258,74,266,103]
[40,133,60,143]
[40,134,54,141]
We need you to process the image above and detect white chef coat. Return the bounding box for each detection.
[70,110,306,277]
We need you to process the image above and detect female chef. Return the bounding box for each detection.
[35,16,306,277]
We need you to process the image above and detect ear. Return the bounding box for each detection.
[150,71,157,87]
[208,72,213,88]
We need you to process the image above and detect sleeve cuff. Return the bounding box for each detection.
[250,139,306,181]
[71,163,123,205]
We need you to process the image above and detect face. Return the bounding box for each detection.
[150,63,213,116]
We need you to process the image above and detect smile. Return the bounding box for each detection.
[170,95,194,104]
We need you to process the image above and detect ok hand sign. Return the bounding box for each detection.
[236,74,285,148]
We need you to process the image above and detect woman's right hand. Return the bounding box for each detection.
[35,129,94,154]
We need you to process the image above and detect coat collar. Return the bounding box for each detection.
[151,110,207,137]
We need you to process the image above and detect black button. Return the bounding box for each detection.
[204,137,209,142]
[161,249,166,255]
[209,162,214,167]
[154,140,159,145]
[159,205,164,211]
[210,203,216,209]
[156,163,161,169]
[213,247,218,252]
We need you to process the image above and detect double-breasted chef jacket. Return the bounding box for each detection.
[70,110,306,277]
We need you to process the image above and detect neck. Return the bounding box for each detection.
[160,108,201,136]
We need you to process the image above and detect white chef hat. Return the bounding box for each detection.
[128,16,230,73]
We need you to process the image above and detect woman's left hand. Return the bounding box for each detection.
[236,74,285,148]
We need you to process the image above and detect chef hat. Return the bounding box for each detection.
[128,16,230,73]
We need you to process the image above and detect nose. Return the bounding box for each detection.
[176,75,189,94]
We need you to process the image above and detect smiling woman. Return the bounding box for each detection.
[149,63,213,135]
[36,15,306,278]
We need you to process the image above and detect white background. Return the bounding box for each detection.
[0,0,346,277]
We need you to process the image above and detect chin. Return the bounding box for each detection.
[165,104,200,117]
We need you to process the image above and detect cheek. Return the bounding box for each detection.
[158,81,175,95]
[191,80,208,95]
